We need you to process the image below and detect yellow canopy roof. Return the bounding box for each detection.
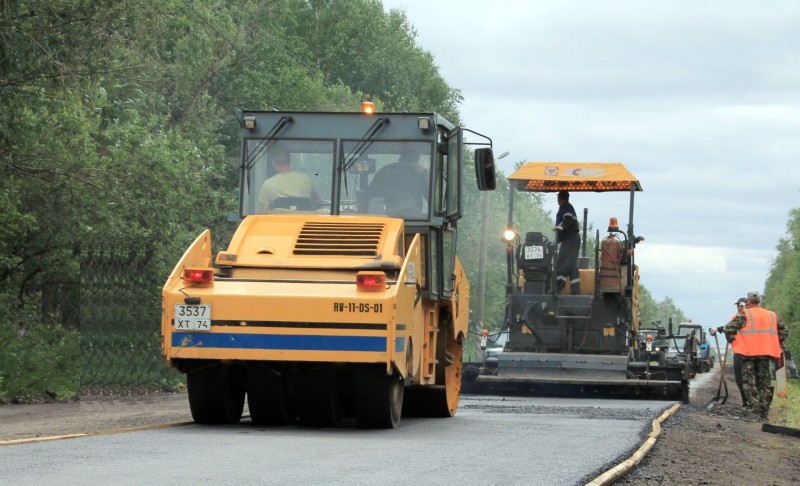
[508,162,642,192]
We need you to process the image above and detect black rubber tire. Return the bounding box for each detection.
[402,316,462,418]
[402,386,446,417]
[355,369,404,429]
[296,367,343,427]
[187,364,245,424]
[247,367,296,426]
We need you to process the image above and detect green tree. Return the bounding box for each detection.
[764,207,800,357]
[638,291,687,331]
[295,0,462,120]
[0,0,473,397]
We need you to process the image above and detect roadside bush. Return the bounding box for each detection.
[0,294,80,402]
[80,329,185,393]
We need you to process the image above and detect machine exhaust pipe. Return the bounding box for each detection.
[578,207,589,269]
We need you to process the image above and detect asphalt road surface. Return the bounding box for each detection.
[0,395,674,486]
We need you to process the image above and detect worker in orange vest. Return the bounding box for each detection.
[712,291,788,420]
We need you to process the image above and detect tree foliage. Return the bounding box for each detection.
[764,207,800,357]
[638,286,687,331]
[1,0,462,397]
[0,0,693,396]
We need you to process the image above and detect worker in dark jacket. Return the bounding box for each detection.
[554,191,580,294]
[362,150,429,217]
[730,297,748,406]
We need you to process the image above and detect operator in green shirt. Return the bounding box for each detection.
[259,147,320,212]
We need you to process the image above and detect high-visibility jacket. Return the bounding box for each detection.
[729,312,744,355]
[736,306,781,359]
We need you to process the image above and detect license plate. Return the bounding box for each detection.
[524,245,544,260]
[174,304,211,331]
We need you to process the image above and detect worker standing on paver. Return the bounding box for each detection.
[554,190,580,294]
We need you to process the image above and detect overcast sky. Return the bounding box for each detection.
[383,0,800,329]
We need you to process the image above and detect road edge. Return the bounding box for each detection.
[0,421,194,447]
[585,402,682,486]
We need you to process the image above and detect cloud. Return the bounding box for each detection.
[636,244,728,276]
[637,244,775,325]
[383,0,800,328]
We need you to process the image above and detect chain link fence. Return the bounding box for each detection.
[80,247,183,394]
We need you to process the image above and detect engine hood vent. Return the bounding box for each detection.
[293,222,385,257]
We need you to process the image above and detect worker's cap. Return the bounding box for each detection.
[746,291,761,303]
[735,297,746,306]
[557,190,569,200]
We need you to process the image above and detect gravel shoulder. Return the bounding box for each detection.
[1,366,799,486]
[0,391,193,441]
[618,364,800,485]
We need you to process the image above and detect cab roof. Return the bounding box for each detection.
[508,162,642,192]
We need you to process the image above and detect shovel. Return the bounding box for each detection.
[775,351,788,399]
[705,332,729,410]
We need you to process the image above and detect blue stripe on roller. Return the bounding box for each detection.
[172,332,387,352]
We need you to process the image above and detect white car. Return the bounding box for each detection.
[484,331,508,359]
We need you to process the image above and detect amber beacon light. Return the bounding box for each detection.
[361,101,375,114]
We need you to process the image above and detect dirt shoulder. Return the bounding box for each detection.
[1,367,799,486]
[618,364,800,486]
[0,391,193,441]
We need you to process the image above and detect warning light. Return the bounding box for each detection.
[182,268,214,285]
[501,228,517,243]
[361,101,375,114]
[356,271,385,290]
[608,217,619,232]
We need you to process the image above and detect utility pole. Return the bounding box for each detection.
[475,151,509,334]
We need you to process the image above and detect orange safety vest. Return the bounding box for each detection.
[736,306,781,359]
[729,312,744,354]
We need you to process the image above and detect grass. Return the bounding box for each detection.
[770,378,800,428]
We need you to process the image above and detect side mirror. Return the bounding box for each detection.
[474,148,496,191]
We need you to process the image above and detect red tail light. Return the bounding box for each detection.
[182,268,214,285]
[356,271,386,291]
